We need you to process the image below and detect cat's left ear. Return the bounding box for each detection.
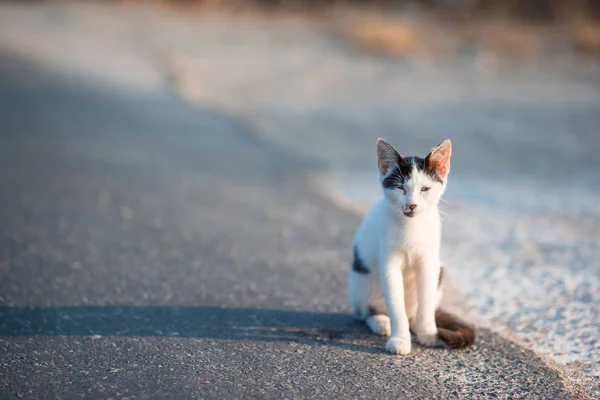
[426,139,452,179]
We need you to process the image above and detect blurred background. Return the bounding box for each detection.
[0,0,598,397]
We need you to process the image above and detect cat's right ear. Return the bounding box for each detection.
[377,138,401,176]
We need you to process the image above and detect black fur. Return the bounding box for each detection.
[381,155,443,189]
[368,305,387,317]
[352,246,369,274]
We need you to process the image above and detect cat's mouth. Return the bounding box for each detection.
[403,211,415,218]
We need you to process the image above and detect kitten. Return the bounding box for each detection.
[349,138,474,355]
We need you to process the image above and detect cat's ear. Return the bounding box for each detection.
[426,139,452,179]
[377,138,402,176]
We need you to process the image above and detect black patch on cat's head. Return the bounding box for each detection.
[381,155,443,189]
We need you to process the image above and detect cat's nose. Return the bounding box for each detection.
[407,204,417,211]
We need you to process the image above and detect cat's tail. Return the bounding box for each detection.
[435,310,475,349]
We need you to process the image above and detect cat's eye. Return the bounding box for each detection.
[421,187,431,192]
[398,186,407,194]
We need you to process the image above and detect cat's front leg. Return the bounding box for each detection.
[380,251,411,355]
[415,256,440,347]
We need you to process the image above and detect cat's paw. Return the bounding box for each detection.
[417,331,439,347]
[366,315,391,336]
[385,336,412,355]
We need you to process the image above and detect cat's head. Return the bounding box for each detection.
[377,138,451,218]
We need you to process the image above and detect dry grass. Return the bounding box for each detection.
[338,14,544,59]
[118,0,600,59]
[118,0,248,14]
[475,22,542,57]
[570,20,600,54]
[341,16,422,56]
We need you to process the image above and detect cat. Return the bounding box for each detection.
[349,138,475,355]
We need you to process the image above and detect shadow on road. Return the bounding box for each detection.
[0,306,384,353]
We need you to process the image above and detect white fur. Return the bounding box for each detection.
[349,139,450,355]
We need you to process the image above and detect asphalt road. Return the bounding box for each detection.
[0,53,584,399]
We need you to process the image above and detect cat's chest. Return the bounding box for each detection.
[388,219,439,252]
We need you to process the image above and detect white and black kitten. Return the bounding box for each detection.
[349,138,474,355]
